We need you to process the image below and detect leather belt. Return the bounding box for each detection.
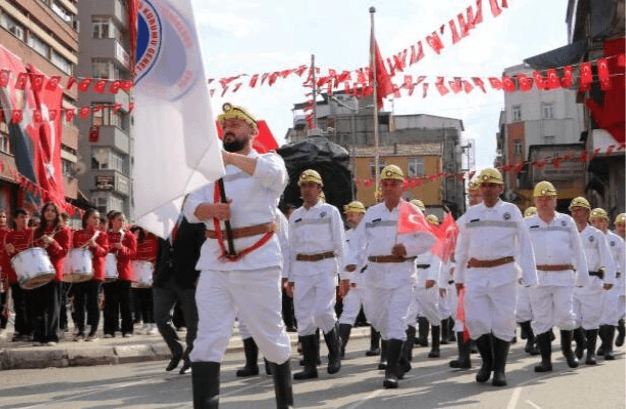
[205,222,276,240]
[296,251,335,262]
[448,280,454,285]
[368,255,417,263]
[617,272,622,278]
[416,264,431,269]
[466,256,515,269]
[589,270,604,279]
[536,264,574,272]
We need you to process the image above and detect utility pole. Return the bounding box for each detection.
[310,54,318,133]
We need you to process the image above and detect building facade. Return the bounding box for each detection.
[76,0,133,217]
[0,0,80,217]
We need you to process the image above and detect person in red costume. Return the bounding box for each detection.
[0,209,11,339]
[103,211,137,338]
[3,208,33,342]
[72,209,109,342]
[30,202,72,346]
[130,225,159,335]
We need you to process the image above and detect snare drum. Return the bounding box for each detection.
[104,253,118,282]
[11,247,55,290]
[64,248,94,283]
[132,260,154,288]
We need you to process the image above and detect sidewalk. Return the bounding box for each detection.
[0,321,371,371]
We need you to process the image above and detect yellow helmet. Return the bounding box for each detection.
[344,201,365,214]
[569,197,591,211]
[380,164,405,181]
[319,191,326,203]
[467,176,481,191]
[524,206,537,217]
[478,167,504,185]
[615,213,626,225]
[217,102,257,128]
[298,169,323,186]
[533,181,557,197]
[426,214,440,225]
[410,199,426,212]
[590,208,608,221]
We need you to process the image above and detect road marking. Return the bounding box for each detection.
[525,400,543,409]
[507,387,522,409]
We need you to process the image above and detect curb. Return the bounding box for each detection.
[0,327,371,371]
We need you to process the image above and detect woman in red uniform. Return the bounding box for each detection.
[103,211,137,338]
[4,208,33,341]
[72,209,109,341]
[131,225,159,335]
[31,202,71,346]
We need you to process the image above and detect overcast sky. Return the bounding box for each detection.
[190,0,569,170]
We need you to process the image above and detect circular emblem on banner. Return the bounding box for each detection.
[135,0,162,83]
[503,212,511,220]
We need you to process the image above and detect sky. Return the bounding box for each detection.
[189,0,570,170]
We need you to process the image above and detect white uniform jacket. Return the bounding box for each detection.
[276,212,290,279]
[524,213,589,287]
[455,200,537,287]
[579,225,617,292]
[414,252,442,288]
[606,231,625,295]
[345,228,366,287]
[345,200,435,290]
[184,150,288,271]
[288,201,345,279]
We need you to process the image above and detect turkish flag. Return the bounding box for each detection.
[369,31,394,109]
[215,119,279,154]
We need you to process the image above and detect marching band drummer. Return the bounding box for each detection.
[130,226,159,336]
[71,209,109,342]
[3,208,33,342]
[103,212,137,338]
[30,202,72,346]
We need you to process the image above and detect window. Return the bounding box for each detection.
[61,159,73,176]
[0,116,12,154]
[92,18,111,39]
[92,105,124,129]
[92,59,112,79]
[51,2,73,24]
[514,140,523,155]
[28,34,51,58]
[51,51,72,75]
[2,14,25,41]
[542,103,554,119]
[512,105,522,122]
[408,158,424,177]
[117,175,129,194]
[95,196,108,215]
[91,147,110,169]
[369,159,387,178]
[110,151,125,173]
[110,195,123,212]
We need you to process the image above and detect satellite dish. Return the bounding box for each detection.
[74,161,87,176]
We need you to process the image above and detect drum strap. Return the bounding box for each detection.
[212,183,274,262]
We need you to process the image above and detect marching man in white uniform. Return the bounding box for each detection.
[344,165,435,389]
[287,169,345,380]
[455,168,537,387]
[613,213,626,346]
[184,104,293,409]
[525,182,588,372]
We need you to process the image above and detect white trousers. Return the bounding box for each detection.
[364,285,413,341]
[338,285,367,325]
[438,286,453,320]
[600,287,620,326]
[464,280,517,341]
[515,284,533,323]
[573,289,604,330]
[619,295,626,321]
[530,285,577,334]
[191,268,291,364]
[293,273,337,336]
[414,286,442,325]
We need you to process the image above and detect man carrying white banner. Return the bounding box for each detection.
[183,103,294,409]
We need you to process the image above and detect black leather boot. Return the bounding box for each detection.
[603,325,616,360]
[265,358,272,375]
[383,339,403,389]
[492,337,509,387]
[378,339,388,370]
[366,328,381,356]
[616,319,625,347]
[293,335,318,380]
[475,334,493,383]
[428,325,441,358]
[236,337,259,377]
[597,325,606,356]
[521,321,539,355]
[449,333,471,369]
[572,327,586,359]
[324,325,342,374]
[534,331,552,372]
[448,319,456,342]
[584,329,598,365]
[192,361,220,409]
[417,317,429,346]
[338,323,352,358]
[441,318,449,345]
[560,330,579,368]
[398,327,414,379]
[270,360,294,409]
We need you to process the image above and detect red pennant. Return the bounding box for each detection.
[79,106,90,119]
[209,89,215,97]
[120,80,133,92]
[533,71,546,90]
[112,103,122,112]
[260,73,269,85]
[514,162,524,174]
[11,109,23,124]
[45,75,61,91]
[502,75,515,92]
[473,0,484,25]
[89,125,100,142]
[49,110,58,121]
[488,77,503,90]
[280,69,292,79]
[33,110,42,124]
[78,78,93,92]
[457,10,473,36]
[472,77,486,93]
[546,69,560,89]
[109,80,121,93]
[448,78,463,93]
[517,74,533,91]
[463,80,474,94]
[344,82,351,94]
[561,66,573,88]
[15,73,28,90]
[93,79,107,93]
[30,74,45,93]
[386,57,396,77]
[364,179,372,187]
[92,104,102,113]
[404,75,415,95]
[552,157,561,169]
[410,41,425,65]
[449,19,464,44]
[488,0,502,17]
[232,83,243,93]
[249,74,259,88]
[0,70,10,87]
[65,109,76,122]
[436,77,450,96]
[597,58,611,91]
[128,102,135,113]
[426,32,445,55]
[579,62,593,91]
[294,65,308,76]
[66,76,77,90]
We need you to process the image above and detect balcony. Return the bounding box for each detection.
[90,1,127,27]
[93,126,130,154]
[82,88,130,107]
[92,169,130,197]
[90,38,130,69]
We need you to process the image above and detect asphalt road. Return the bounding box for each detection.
[1,337,624,409]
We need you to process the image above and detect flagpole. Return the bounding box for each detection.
[369,7,380,195]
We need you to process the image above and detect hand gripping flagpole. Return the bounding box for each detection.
[218,178,236,256]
